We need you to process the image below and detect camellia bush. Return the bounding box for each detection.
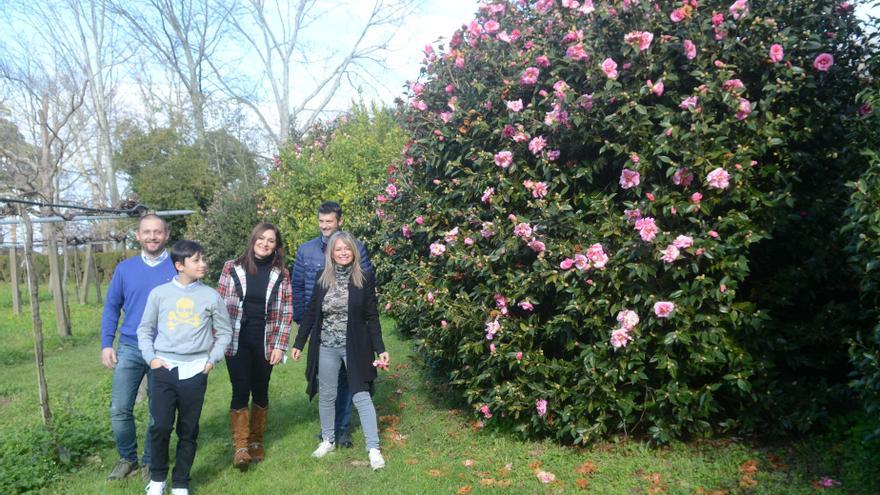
[375,0,878,443]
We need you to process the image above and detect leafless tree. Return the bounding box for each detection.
[210,0,418,149]
[107,0,231,142]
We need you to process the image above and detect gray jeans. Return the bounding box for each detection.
[318,345,380,451]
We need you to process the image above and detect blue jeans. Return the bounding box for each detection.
[336,365,353,440]
[110,342,153,465]
[318,346,379,451]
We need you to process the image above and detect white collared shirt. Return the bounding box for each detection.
[142,249,169,267]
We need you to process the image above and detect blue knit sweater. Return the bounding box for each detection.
[100,255,176,349]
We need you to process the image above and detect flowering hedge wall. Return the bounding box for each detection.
[375,0,878,443]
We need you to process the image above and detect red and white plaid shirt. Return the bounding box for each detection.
[217,259,293,358]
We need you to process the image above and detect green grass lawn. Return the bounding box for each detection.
[1,283,877,494]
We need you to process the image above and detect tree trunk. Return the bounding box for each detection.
[80,244,92,304]
[90,247,103,304]
[70,243,82,304]
[20,209,53,427]
[62,235,71,305]
[43,223,71,337]
[9,244,22,315]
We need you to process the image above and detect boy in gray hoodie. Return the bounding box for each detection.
[137,240,232,495]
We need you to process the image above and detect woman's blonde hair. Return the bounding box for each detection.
[319,231,364,289]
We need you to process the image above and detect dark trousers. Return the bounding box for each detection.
[336,365,353,438]
[226,333,274,410]
[149,367,208,489]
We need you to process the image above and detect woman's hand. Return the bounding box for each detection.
[269,349,284,365]
[290,348,302,361]
[378,352,390,366]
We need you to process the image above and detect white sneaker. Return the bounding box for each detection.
[311,440,335,458]
[171,489,189,495]
[368,448,385,470]
[145,480,166,495]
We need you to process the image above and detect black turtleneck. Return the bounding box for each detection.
[243,255,272,337]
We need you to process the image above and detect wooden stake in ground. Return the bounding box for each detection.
[9,237,22,315]
[19,207,52,426]
[79,244,91,305]
[43,222,71,337]
[70,241,81,304]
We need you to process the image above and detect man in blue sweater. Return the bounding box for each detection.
[291,201,371,448]
[100,214,176,481]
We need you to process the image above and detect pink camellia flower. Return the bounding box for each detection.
[683,39,697,60]
[445,226,459,244]
[376,194,388,204]
[610,328,632,348]
[528,239,546,253]
[706,167,731,189]
[426,291,435,304]
[859,102,873,117]
[624,31,654,51]
[634,217,659,242]
[410,82,424,95]
[440,319,448,328]
[565,43,590,61]
[484,19,500,33]
[535,55,551,67]
[385,302,392,311]
[485,319,501,340]
[513,222,533,238]
[439,111,453,123]
[415,215,425,225]
[629,152,640,163]
[411,99,427,111]
[813,52,834,71]
[464,237,474,246]
[553,80,569,97]
[769,43,784,63]
[680,95,699,110]
[819,477,841,488]
[516,351,523,361]
[672,167,694,187]
[531,181,548,198]
[691,192,703,204]
[513,131,529,143]
[479,404,492,419]
[646,192,655,202]
[573,253,589,271]
[481,187,495,204]
[670,7,686,22]
[454,56,465,68]
[647,79,664,96]
[507,213,517,222]
[586,243,609,268]
[506,99,524,112]
[695,248,705,256]
[489,343,496,353]
[385,183,398,198]
[735,98,752,120]
[429,242,446,256]
[624,208,641,222]
[520,67,540,84]
[536,470,556,484]
[616,309,640,330]
[579,0,595,13]
[535,399,548,417]
[729,0,749,20]
[494,150,513,168]
[401,224,412,239]
[673,235,694,249]
[495,293,508,309]
[518,300,534,311]
[528,136,547,155]
[661,244,680,263]
[480,223,496,238]
[444,83,455,93]
[561,0,579,8]
[562,29,583,43]
[601,58,618,79]
[720,284,727,293]
[548,150,560,161]
[619,168,641,189]
[653,301,676,318]
[708,230,719,238]
[722,79,745,92]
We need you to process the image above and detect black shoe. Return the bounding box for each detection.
[106,459,138,480]
[337,432,353,448]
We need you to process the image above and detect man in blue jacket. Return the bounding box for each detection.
[100,214,176,480]
[291,201,371,448]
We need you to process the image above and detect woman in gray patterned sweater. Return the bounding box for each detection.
[291,231,389,470]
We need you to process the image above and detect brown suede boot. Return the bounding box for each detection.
[248,404,268,463]
[230,408,251,470]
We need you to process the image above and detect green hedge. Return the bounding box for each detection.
[0,250,136,284]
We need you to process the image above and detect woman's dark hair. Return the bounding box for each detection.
[238,223,285,274]
[171,240,204,267]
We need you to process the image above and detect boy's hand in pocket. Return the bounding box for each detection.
[203,362,214,375]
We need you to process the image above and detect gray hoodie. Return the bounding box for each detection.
[137,280,232,365]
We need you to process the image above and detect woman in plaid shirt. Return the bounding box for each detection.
[217,223,293,470]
